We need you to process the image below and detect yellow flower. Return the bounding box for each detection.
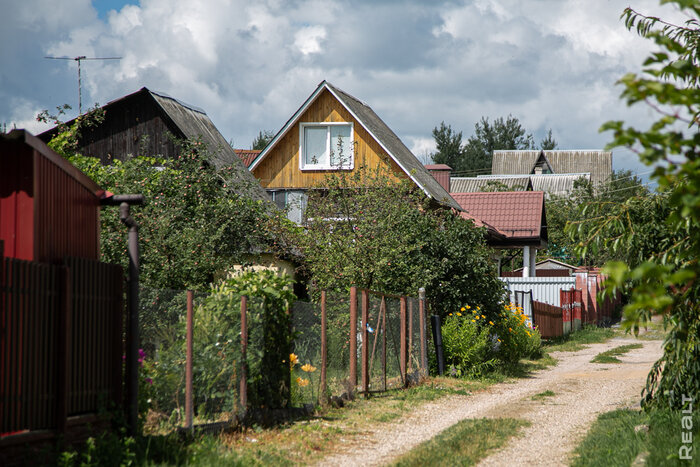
[449,313,453,316]
[457,312,462,316]
[472,310,477,314]
[489,321,494,326]
[475,315,480,319]
[296,377,309,387]
[508,327,513,332]
[497,339,501,343]
[289,353,298,366]
[476,306,481,310]
[466,305,471,309]
[301,363,316,372]
[481,315,486,319]
[461,307,466,312]
[471,319,476,323]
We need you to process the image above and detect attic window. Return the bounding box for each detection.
[300,123,353,170]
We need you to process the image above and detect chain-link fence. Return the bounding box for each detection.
[139,286,430,429]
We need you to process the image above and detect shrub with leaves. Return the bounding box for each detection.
[441,312,496,377]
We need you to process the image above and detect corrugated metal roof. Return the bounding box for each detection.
[250,81,462,211]
[451,176,532,192]
[492,150,611,186]
[529,173,590,196]
[450,191,546,241]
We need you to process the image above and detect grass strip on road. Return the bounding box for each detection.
[590,343,643,364]
[543,325,617,353]
[391,418,530,467]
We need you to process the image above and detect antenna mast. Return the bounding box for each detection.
[45,55,122,114]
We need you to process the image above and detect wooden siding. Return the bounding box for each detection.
[252,89,406,189]
[76,95,183,164]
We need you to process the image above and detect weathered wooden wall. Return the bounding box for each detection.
[252,89,406,188]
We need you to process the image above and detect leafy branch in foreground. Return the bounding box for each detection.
[579,1,700,409]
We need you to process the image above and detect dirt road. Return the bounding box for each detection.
[318,336,663,467]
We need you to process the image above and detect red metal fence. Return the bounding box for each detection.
[532,300,565,338]
[0,255,123,438]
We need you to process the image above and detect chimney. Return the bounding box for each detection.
[424,164,452,192]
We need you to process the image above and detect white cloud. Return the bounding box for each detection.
[294,26,327,55]
[0,0,689,182]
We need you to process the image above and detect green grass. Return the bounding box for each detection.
[543,325,617,352]
[591,343,643,363]
[391,418,530,467]
[572,408,700,467]
[531,390,555,401]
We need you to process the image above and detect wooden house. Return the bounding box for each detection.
[248,80,460,222]
[39,87,269,202]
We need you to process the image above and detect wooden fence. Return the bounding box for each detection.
[532,300,565,338]
[0,255,123,457]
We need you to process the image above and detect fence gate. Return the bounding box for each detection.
[560,288,583,332]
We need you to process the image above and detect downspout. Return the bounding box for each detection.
[101,193,144,435]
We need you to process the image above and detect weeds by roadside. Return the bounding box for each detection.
[572,408,700,467]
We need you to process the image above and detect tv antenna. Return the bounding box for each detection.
[44,55,122,114]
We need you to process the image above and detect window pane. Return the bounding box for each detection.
[330,125,351,167]
[304,126,328,165]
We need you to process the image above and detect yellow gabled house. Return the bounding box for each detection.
[248,80,461,223]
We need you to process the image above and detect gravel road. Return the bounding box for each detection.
[317,336,663,467]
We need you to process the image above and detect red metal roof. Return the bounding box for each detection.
[451,191,546,240]
[234,149,261,168]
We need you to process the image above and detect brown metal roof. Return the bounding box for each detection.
[450,191,547,246]
[234,149,260,168]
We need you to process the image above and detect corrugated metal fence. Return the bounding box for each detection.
[0,255,123,436]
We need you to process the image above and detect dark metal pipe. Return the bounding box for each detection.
[430,314,445,376]
[119,201,141,435]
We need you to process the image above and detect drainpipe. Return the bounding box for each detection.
[101,194,144,435]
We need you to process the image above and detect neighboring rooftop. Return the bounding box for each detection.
[474,173,591,197]
[451,176,532,193]
[451,191,547,247]
[234,149,260,168]
[492,150,611,187]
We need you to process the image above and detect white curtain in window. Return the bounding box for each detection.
[304,126,327,165]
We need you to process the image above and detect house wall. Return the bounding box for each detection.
[252,89,406,188]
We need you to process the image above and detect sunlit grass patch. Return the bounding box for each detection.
[543,325,616,352]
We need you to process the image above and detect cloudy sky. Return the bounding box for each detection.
[0,0,688,179]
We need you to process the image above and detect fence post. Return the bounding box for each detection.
[185,290,194,429]
[349,286,357,392]
[400,296,407,387]
[382,298,387,391]
[240,295,248,411]
[57,266,70,433]
[361,290,369,396]
[418,288,427,376]
[320,290,327,406]
[408,299,413,372]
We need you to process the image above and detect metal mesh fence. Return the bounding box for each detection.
[139,286,429,423]
[139,287,243,426]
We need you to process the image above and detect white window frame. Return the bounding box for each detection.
[299,122,354,171]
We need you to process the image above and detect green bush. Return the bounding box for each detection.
[141,270,296,423]
[441,313,497,377]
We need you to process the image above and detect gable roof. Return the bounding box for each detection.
[451,176,532,192]
[249,80,461,210]
[492,150,612,186]
[39,87,270,203]
[450,191,547,247]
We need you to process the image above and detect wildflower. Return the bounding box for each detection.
[481,315,486,319]
[449,313,453,316]
[457,312,462,316]
[466,305,471,309]
[475,315,480,319]
[289,353,298,366]
[476,306,481,310]
[461,307,466,312]
[497,339,501,343]
[509,327,513,332]
[296,377,310,387]
[301,363,316,373]
[489,321,494,326]
[471,319,476,323]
